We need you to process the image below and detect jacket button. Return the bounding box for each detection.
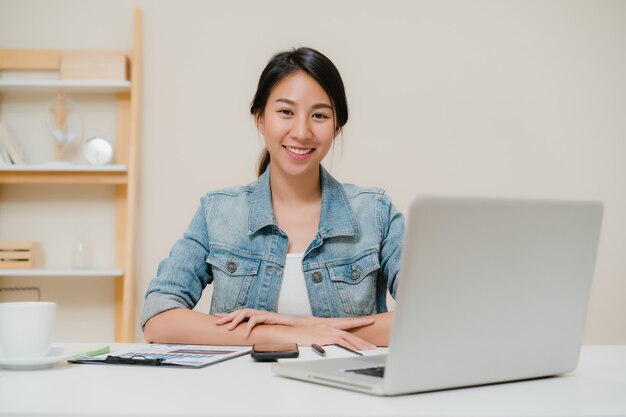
[350,268,360,279]
[311,271,322,283]
[227,261,237,273]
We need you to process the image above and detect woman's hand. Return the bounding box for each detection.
[272,320,377,350]
[214,308,377,350]
[215,309,315,336]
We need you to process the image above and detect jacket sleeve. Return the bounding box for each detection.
[379,192,405,299]
[140,197,213,329]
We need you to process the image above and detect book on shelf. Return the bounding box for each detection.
[0,122,25,165]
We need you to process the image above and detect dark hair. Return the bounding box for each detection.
[251,47,349,176]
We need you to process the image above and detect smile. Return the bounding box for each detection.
[284,146,314,155]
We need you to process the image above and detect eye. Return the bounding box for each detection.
[312,113,330,120]
[278,109,293,116]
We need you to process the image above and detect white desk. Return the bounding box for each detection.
[1,345,625,417]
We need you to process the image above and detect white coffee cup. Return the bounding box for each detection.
[0,301,56,358]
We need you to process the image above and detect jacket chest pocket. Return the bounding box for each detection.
[206,249,261,313]
[329,251,380,316]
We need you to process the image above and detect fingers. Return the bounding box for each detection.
[215,311,377,350]
[215,308,254,327]
[344,331,376,350]
[244,315,261,338]
[215,309,300,335]
[214,311,239,325]
[243,313,297,338]
[336,332,376,351]
[227,309,251,330]
[302,323,376,351]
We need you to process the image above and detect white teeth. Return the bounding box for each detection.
[285,146,313,155]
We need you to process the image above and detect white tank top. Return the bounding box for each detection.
[276,253,313,316]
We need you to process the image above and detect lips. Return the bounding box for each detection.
[284,146,314,155]
[282,145,316,161]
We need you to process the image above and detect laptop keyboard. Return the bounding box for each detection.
[346,366,385,378]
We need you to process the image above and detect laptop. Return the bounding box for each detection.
[272,196,603,395]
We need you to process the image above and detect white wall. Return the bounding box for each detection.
[0,0,624,343]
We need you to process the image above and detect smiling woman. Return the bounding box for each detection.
[250,47,348,178]
[256,71,336,185]
[141,47,404,350]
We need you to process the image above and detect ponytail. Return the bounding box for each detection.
[257,148,270,177]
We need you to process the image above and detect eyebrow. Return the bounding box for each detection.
[275,98,332,110]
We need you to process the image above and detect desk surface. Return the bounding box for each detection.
[1,344,625,417]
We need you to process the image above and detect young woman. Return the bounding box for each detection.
[142,47,404,350]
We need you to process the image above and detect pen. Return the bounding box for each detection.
[311,344,326,357]
[333,344,363,356]
[104,355,165,365]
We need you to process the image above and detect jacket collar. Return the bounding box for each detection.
[248,165,359,239]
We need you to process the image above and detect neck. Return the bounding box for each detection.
[269,165,322,204]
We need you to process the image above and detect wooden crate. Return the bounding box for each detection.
[60,51,129,80]
[0,242,43,269]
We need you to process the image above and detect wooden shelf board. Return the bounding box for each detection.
[0,165,128,184]
[0,268,124,277]
[0,164,127,172]
[0,79,131,93]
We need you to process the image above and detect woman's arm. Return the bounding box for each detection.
[346,312,393,347]
[213,309,394,347]
[143,308,378,350]
[144,308,261,345]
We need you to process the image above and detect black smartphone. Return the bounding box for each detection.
[251,343,299,361]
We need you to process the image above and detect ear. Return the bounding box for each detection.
[255,112,265,135]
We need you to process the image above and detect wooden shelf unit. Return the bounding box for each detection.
[0,9,143,342]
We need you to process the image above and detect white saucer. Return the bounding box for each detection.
[0,345,74,370]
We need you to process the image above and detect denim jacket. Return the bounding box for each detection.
[141,165,404,329]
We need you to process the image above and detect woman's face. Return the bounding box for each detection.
[257,70,335,180]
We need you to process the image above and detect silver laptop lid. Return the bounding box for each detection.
[383,196,603,394]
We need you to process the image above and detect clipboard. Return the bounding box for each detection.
[68,344,251,369]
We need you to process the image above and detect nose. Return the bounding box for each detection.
[291,114,312,140]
